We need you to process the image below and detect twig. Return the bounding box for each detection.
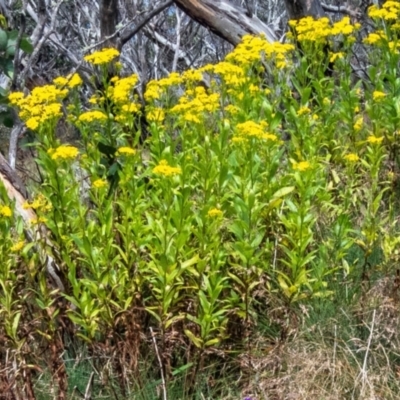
[360,309,376,395]
[84,372,95,400]
[321,2,360,18]
[150,327,167,400]
[332,324,337,386]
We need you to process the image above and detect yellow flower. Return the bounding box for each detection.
[372,91,386,101]
[49,145,79,160]
[92,179,107,188]
[367,135,384,144]
[0,205,12,217]
[297,106,311,116]
[53,76,68,86]
[207,208,223,218]
[67,73,83,88]
[344,153,359,162]
[329,52,344,62]
[121,103,140,113]
[292,160,311,171]
[117,147,136,156]
[153,160,182,177]
[84,48,120,65]
[109,74,138,104]
[11,240,25,252]
[78,110,108,123]
[31,216,48,225]
[147,108,165,123]
[353,116,363,131]
[26,117,40,131]
[8,92,25,105]
[23,194,52,211]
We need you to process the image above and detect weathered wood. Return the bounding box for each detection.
[173,0,277,45]
[0,152,66,292]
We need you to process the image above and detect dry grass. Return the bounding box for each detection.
[240,277,400,400]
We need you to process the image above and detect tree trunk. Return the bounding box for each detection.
[100,0,119,47]
[283,0,325,20]
[173,0,277,45]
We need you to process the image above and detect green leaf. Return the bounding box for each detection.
[0,110,14,128]
[0,29,7,51]
[172,362,194,376]
[20,37,33,54]
[272,186,295,200]
[184,329,203,348]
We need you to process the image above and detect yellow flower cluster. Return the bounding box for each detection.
[289,16,359,43]
[67,73,83,88]
[54,73,82,88]
[233,121,278,143]
[363,30,387,45]
[207,208,223,218]
[182,69,203,82]
[329,52,345,62]
[92,179,107,188]
[145,73,182,102]
[121,103,141,113]
[367,135,384,144]
[78,110,108,123]
[170,86,220,124]
[23,194,52,211]
[213,62,247,87]
[373,90,386,101]
[226,34,294,67]
[153,160,182,177]
[344,153,359,162]
[353,116,363,131]
[10,240,25,252]
[84,48,120,65]
[117,147,136,155]
[146,107,165,123]
[48,145,79,160]
[368,1,400,20]
[292,160,311,171]
[9,85,67,131]
[107,74,139,104]
[0,205,12,217]
[297,106,311,116]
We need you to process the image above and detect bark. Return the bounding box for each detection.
[283,0,325,20]
[173,0,277,45]
[100,0,119,47]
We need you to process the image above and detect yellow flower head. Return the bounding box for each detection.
[11,240,25,252]
[353,116,363,131]
[84,48,120,65]
[147,108,165,123]
[372,91,386,101]
[292,160,311,171]
[78,110,108,123]
[297,106,311,116]
[0,205,12,217]
[49,145,79,160]
[207,208,223,218]
[153,160,182,177]
[67,73,83,88]
[344,153,359,162]
[92,179,108,188]
[117,147,136,156]
[367,135,384,144]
